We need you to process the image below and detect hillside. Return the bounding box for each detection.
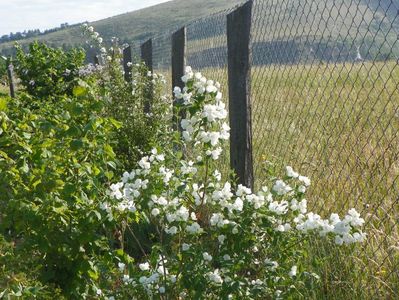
[0,0,244,56]
[1,0,398,63]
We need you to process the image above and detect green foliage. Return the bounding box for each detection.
[14,42,85,99]
[103,61,170,171]
[82,30,171,171]
[0,57,6,80]
[0,234,65,299]
[0,86,120,297]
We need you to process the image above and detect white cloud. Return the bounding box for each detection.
[0,0,171,36]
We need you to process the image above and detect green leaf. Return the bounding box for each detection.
[73,85,87,97]
[88,269,99,280]
[0,98,7,111]
[32,179,42,188]
[109,118,123,129]
[107,161,117,170]
[70,139,84,150]
[21,162,29,173]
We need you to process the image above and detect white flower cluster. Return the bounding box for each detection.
[105,67,366,299]
[82,23,103,46]
[175,67,230,159]
[78,63,103,77]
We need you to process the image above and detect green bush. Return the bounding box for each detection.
[0,234,64,299]
[14,42,85,99]
[82,27,171,170]
[0,86,121,297]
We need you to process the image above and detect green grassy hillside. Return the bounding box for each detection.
[0,0,243,56]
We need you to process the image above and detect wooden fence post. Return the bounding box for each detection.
[141,39,153,114]
[93,55,100,65]
[227,0,254,189]
[7,59,15,98]
[123,45,132,82]
[171,27,186,131]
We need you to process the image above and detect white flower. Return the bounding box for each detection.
[203,252,213,261]
[118,262,125,271]
[165,226,178,235]
[139,262,150,271]
[286,166,299,178]
[186,222,202,234]
[344,208,365,227]
[218,235,226,244]
[298,185,306,193]
[269,201,288,215]
[298,175,311,186]
[208,269,223,284]
[206,147,222,160]
[232,197,244,212]
[264,258,278,271]
[123,274,130,283]
[151,208,160,216]
[289,265,298,277]
[159,286,166,293]
[182,243,191,251]
[195,72,202,79]
[138,156,151,169]
[272,180,292,195]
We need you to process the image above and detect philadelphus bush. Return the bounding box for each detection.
[101,67,366,299]
[81,23,170,171]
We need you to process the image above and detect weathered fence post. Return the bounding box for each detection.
[171,27,186,131]
[93,55,100,65]
[123,45,132,82]
[141,39,153,114]
[227,0,254,189]
[7,58,15,98]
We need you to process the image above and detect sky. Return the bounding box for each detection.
[0,0,171,36]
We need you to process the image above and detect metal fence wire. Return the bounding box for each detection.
[130,0,399,297]
[249,0,399,298]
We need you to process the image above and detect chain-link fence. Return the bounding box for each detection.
[249,1,399,298]
[127,0,399,297]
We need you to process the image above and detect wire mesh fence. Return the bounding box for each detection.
[126,0,399,297]
[250,0,399,298]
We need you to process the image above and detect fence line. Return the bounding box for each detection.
[122,0,399,297]
[6,59,15,98]
[5,0,394,296]
[171,27,187,132]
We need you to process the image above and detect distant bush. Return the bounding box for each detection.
[14,42,85,99]
[82,24,171,171]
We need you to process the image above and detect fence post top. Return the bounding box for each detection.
[142,38,152,45]
[173,27,186,35]
[228,0,253,17]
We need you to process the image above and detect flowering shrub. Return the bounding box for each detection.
[102,67,366,299]
[82,24,171,170]
[14,42,86,99]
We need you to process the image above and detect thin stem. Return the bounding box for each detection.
[126,223,148,258]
